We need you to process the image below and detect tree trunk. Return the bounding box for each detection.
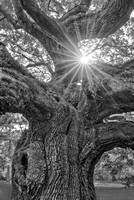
[0,41,133,199]
[10,103,97,200]
[111,174,117,182]
[9,100,134,200]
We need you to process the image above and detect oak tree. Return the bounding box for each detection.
[0,0,134,199]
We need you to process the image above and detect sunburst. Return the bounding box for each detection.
[50,21,119,109]
[80,56,89,64]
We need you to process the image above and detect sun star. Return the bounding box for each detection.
[80,56,89,65]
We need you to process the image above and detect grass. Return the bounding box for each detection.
[0,182,11,200]
[0,182,134,200]
[96,187,134,200]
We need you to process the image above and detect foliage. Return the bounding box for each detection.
[94,147,134,186]
[0,113,28,181]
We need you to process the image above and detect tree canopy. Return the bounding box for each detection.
[0,0,134,114]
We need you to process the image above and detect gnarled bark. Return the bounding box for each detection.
[62,0,134,40]
[0,43,57,120]
[10,111,134,200]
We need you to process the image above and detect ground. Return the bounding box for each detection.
[0,181,134,200]
[96,187,134,200]
[0,182,11,200]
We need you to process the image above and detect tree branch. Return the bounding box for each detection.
[80,121,134,165]
[80,0,92,8]
[12,0,80,80]
[62,0,134,41]
[97,121,134,155]
[82,85,134,125]
[80,59,134,124]
[18,0,74,46]
[0,43,57,121]
[93,59,134,77]
[0,16,5,21]
[61,0,92,22]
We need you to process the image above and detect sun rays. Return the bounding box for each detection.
[48,21,120,110]
[53,41,110,89]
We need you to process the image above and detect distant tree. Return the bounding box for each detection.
[0,113,28,182]
[95,147,134,184]
[0,0,134,200]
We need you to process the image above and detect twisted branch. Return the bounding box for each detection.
[0,43,57,121]
[62,0,134,41]
[80,121,134,164]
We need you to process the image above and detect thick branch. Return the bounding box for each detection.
[18,0,76,47]
[80,59,134,124]
[12,0,80,78]
[93,59,134,76]
[0,43,57,121]
[82,86,134,125]
[62,0,134,41]
[80,121,134,164]
[97,121,134,150]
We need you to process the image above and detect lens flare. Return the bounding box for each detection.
[80,56,89,64]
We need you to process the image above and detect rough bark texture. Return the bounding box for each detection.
[0,0,134,199]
